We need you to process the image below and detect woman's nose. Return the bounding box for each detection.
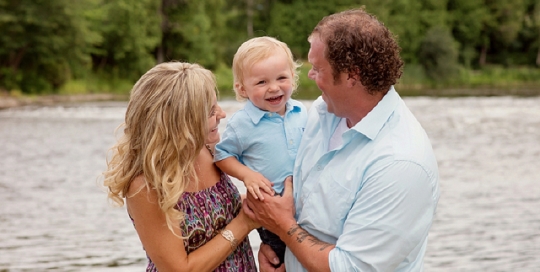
[217,106,226,119]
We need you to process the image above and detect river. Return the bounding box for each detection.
[0,96,538,271]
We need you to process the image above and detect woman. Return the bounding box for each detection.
[103,62,258,271]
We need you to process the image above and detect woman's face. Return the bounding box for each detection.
[206,93,226,145]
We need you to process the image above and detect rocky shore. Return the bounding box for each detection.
[0,93,128,110]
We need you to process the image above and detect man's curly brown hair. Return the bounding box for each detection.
[310,8,404,94]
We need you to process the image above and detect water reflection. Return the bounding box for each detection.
[0,97,538,271]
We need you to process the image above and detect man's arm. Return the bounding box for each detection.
[245,177,335,272]
[248,161,438,271]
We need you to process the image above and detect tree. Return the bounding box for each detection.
[447,0,489,68]
[0,0,101,93]
[91,0,161,81]
[266,0,344,58]
[523,0,540,66]
[419,26,459,81]
[478,0,528,66]
[157,0,226,70]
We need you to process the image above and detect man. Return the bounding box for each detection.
[244,8,440,272]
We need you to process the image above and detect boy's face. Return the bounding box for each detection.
[239,50,294,116]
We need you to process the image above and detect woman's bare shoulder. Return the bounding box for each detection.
[127,175,148,198]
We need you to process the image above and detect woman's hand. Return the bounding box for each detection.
[240,201,262,230]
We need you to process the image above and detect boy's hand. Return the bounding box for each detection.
[243,171,274,201]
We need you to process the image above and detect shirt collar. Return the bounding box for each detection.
[244,99,301,125]
[352,86,399,140]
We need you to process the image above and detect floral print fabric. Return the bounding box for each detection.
[144,172,257,271]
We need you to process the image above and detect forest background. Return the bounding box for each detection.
[1,0,540,100]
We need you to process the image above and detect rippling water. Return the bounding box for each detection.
[0,96,539,271]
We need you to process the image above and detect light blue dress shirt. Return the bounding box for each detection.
[215,99,307,193]
[285,87,440,271]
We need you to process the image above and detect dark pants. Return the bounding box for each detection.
[257,227,286,267]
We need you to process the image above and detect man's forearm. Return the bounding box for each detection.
[280,223,335,272]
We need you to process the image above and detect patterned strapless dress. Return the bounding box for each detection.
[140,171,257,272]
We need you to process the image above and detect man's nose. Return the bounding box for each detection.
[308,69,315,80]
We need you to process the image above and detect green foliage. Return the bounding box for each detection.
[448,0,488,67]
[294,62,321,100]
[160,0,227,70]
[214,64,235,99]
[59,73,133,95]
[91,0,160,81]
[267,1,331,58]
[266,0,371,58]
[419,26,459,82]
[0,0,99,93]
[0,0,539,96]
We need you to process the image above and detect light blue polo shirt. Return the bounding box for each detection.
[215,99,307,193]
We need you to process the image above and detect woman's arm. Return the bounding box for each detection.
[126,176,258,272]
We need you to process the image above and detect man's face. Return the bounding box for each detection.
[307,36,349,116]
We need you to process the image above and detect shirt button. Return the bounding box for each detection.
[268,113,273,117]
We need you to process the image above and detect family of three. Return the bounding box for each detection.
[103,8,440,272]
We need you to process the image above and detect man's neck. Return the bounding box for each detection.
[345,90,385,128]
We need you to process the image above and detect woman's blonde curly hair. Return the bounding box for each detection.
[103,62,216,235]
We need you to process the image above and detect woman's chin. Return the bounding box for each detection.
[206,135,220,146]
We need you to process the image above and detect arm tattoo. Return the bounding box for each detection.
[287,224,332,251]
[287,225,300,236]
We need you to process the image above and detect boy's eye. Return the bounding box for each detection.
[257,80,265,85]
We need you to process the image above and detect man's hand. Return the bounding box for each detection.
[258,243,285,272]
[244,176,295,235]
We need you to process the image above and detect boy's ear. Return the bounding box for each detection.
[235,82,247,97]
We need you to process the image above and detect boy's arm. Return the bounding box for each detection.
[216,157,274,200]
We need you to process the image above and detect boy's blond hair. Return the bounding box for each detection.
[232,36,301,101]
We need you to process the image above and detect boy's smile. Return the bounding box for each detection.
[240,49,293,116]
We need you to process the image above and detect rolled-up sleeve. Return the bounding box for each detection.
[329,160,438,271]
